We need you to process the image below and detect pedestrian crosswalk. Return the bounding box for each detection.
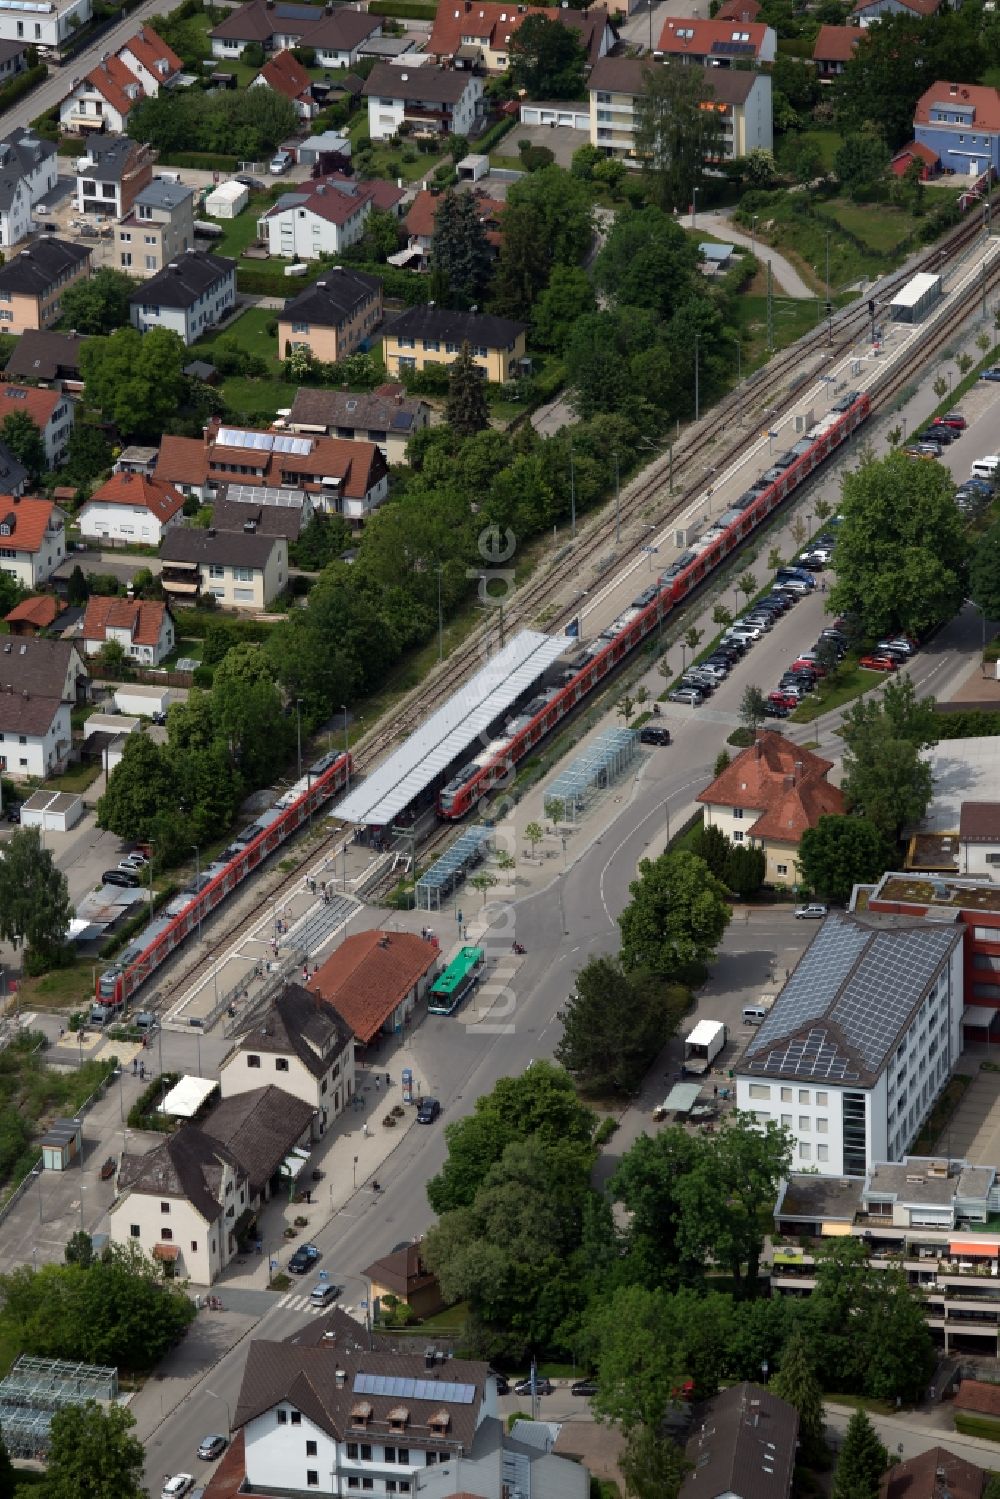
[275,1292,326,1315]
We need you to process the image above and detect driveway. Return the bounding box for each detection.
[681,210,816,300]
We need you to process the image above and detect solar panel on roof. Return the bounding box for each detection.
[215,427,312,456]
[353,1372,476,1404]
[711,38,755,52]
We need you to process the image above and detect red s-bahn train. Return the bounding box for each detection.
[438,390,870,820]
[93,749,352,1011]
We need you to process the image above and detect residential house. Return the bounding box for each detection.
[912,81,1000,178]
[128,250,236,345]
[427,1,616,73]
[655,16,776,66]
[695,731,843,885]
[210,1,382,66]
[362,1239,444,1319]
[773,1159,1000,1359]
[588,54,772,160]
[115,177,194,278]
[0,239,91,335]
[251,48,317,119]
[308,929,442,1046]
[0,41,27,83]
[363,62,484,140]
[156,421,390,523]
[211,494,309,542]
[416,1419,589,1499]
[278,267,382,364]
[78,595,175,665]
[74,135,154,219]
[0,0,91,53]
[0,128,57,250]
[78,470,183,546]
[0,689,70,778]
[812,24,865,80]
[0,494,65,587]
[403,186,503,266]
[201,1084,316,1208]
[716,0,761,18]
[958,802,1000,878]
[852,0,941,25]
[0,636,86,703]
[383,305,527,383]
[287,384,429,465]
[59,27,182,132]
[0,383,74,467]
[4,594,63,636]
[736,912,965,1176]
[0,444,27,497]
[882,1450,986,1499]
[111,1126,250,1285]
[232,1338,495,1495]
[159,526,287,610]
[219,981,355,1136]
[891,140,940,179]
[5,329,86,386]
[677,1385,797,1499]
[258,177,404,260]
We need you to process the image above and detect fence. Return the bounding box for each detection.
[87,663,195,689]
[0,1069,113,1230]
[220,947,308,1039]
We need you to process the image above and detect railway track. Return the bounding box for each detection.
[349,200,998,783]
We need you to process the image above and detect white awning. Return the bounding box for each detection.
[158,1075,218,1118]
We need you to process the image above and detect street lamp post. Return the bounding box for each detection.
[694,333,701,423]
[295,699,303,782]
[612,450,621,544]
[341,706,350,794]
[692,185,699,229]
[191,846,202,939]
[205,1388,232,1436]
[436,564,444,663]
[569,441,576,540]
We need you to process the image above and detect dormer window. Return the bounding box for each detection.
[351,1401,373,1427]
[429,1410,451,1434]
[387,1406,410,1431]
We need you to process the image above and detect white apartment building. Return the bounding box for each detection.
[0,0,91,52]
[0,695,70,778]
[0,496,65,587]
[362,62,484,141]
[736,914,965,1176]
[128,249,236,345]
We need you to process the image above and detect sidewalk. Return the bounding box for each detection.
[680,210,815,299]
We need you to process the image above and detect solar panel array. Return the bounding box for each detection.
[354,1372,476,1405]
[215,427,313,456]
[745,915,960,1081]
[711,39,755,52]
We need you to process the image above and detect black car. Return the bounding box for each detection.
[513,1377,554,1397]
[288,1243,321,1275]
[920,425,956,443]
[6,803,20,823]
[103,869,140,888]
[639,725,671,746]
[417,1097,441,1124]
[764,702,790,718]
[492,1372,510,1396]
[709,646,740,664]
[571,1379,599,1397]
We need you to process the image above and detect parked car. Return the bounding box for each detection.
[197,1436,227,1462]
[269,150,293,175]
[513,1377,554,1397]
[859,654,899,671]
[919,425,956,444]
[668,687,703,706]
[133,1011,157,1033]
[794,904,828,919]
[100,1156,116,1180]
[571,1379,599,1397]
[764,702,790,718]
[682,671,714,693]
[103,869,140,888]
[940,412,967,428]
[880,638,917,657]
[981,366,1000,382]
[791,657,826,677]
[493,1373,510,1396]
[768,691,799,710]
[417,1097,441,1124]
[639,725,671,746]
[162,1479,195,1499]
[6,803,20,823]
[288,1243,321,1275]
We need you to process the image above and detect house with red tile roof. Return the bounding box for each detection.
[655,15,776,65]
[913,81,1000,177]
[308,930,441,1045]
[696,730,845,886]
[259,176,404,260]
[428,0,616,73]
[852,0,941,25]
[77,471,184,546]
[812,23,864,79]
[4,594,64,637]
[251,49,317,119]
[890,139,940,179]
[79,596,176,666]
[155,421,390,525]
[0,384,74,468]
[60,25,181,133]
[0,495,66,588]
[404,186,504,265]
[716,0,761,20]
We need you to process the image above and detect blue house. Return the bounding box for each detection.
[914,81,1000,178]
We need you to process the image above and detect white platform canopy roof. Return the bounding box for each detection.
[333,630,567,828]
[158,1075,218,1118]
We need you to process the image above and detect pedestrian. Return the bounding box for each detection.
[386,1072,391,1087]
[713,1084,718,1098]
[375,1075,380,1091]
[744,908,751,924]
[139,1061,145,1081]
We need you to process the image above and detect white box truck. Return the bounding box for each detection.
[682,1019,727,1076]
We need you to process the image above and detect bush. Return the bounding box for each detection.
[593,1116,618,1146]
[935,709,1000,739]
[368,0,437,15]
[475,113,517,155]
[726,726,755,748]
[0,62,46,114]
[127,1072,181,1131]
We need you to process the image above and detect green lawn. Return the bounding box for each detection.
[348,109,444,182]
[955,1413,1000,1441]
[204,193,281,260]
[789,663,884,724]
[220,374,300,421]
[193,308,300,421]
[732,294,825,372]
[42,762,102,795]
[198,306,280,362]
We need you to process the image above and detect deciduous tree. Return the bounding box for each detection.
[0,410,45,480]
[80,326,187,440]
[970,518,1000,624]
[593,206,700,322]
[619,849,731,977]
[508,13,587,98]
[739,684,768,735]
[0,826,72,969]
[842,723,933,842]
[555,956,687,1094]
[40,1400,146,1499]
[532,264,595,353]
[620,1426,690,1499]
[59,268,134,335]
[798,815,893,904]
[675,1114,792,1290]
[97,732,178,844]
[635,62,722,212]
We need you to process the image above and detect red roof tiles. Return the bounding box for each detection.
[123,24,183,81]
[657,15,771,56]
[85,53,141,119]
[696,730,845,844]
[309,930,439,1045]
[429,0,610,63]
[86,471,184,525]
[4,594,62,628]
[405,187,504,247]
[0,384,64,431]
[914,80,1000,132]
[953,1380,1000,1417]
[258,48,312,104]
[812,23,864,63]
[0,496,58,555]
[81,595,171,649]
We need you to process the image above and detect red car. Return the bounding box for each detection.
[939,412,967,430]
[791,657,826,677]
[859,654,898,671]
[768,691,800,709]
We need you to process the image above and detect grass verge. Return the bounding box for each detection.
[789,663,885,724]
[42,761,102,795]
[954,1413,1000,1441]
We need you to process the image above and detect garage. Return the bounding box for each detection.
[19,790,83,833]
[518,103,591,129]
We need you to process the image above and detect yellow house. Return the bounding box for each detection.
[383,306,527,384]
[278,266,382,366]
[0,237,92,335]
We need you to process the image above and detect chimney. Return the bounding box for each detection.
[335,1368,346,1387]
[793,758,803,785]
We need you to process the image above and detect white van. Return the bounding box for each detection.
[742,1004,770,1025]
[970,456,1000,480]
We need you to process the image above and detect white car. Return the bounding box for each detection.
[162,1477,194,1499]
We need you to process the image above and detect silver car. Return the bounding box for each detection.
[667,687,703,706]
